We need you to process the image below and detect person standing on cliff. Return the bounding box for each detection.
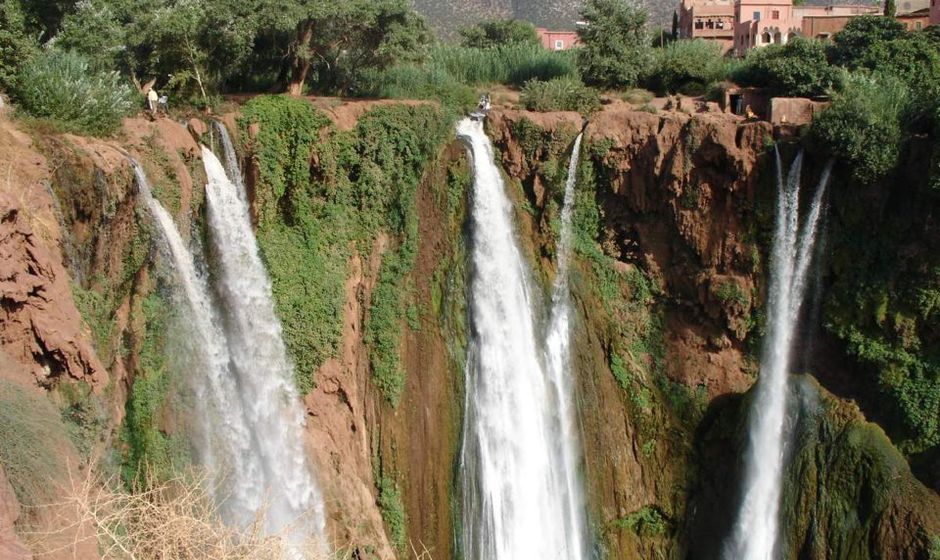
[146,87,159,116]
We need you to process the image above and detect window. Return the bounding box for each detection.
[696,19,704,29]
[554,39,564,50]
[753,11,761,20]
[772,10,780,19]
[916,21,923,29]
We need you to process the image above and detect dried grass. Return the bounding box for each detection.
[23,467,335,560]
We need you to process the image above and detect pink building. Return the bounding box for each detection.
[933,0,940,25]
[679,0,736,53]
[536,28,580,50]
[734,0,801,56]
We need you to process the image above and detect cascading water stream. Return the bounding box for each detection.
[130,160,262,521]
[202,144,326,542]
[543,131,589,560]
[724,150,832,560]
[214,121,248,206]
[457,118,587,560]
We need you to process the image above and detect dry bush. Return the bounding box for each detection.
[23,468,334,560]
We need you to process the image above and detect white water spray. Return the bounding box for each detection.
[457,118,587,560]
[131,161,262,521]
[543,132,589,560]
[202,145,326,542]
[724,150,832,560]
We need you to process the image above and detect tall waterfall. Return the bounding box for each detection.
[543,131,588,560]
[724,150,832,560]
[214,121,248,206]
[201,145,326,541]
[457,118,587,560]
[131,161,261,522]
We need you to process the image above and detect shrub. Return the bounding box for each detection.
[13,49,136,135]
[623,88,654,104]
[809,71,909,184]
[520,77,600,114]
[0,0,36,90]
[378,477,407,551]
[643,39,732,95]
[459,19,540,48]
[614,505,669,537]
[828,16,907,68]
[732,37,836,97]
[358,63,477,109]
[577,0,652,89]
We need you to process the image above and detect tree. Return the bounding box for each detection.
[286,0,430,95]
[733,37,836,97]
[885,0,897,17]
[577,0,652,89]
[810,71,910,183]
[828,15,906,67]
[459,19,540,48]
[672,10,679,39]
[0,0,37,90]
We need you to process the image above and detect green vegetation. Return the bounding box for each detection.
[577,0,651,89]
[520,77,600,114]
[378,476,407,551]
[0,380,71,507]
[12,50,135,135]
[240,97,449,399]
[732,38,836,98]
[643,39,736,96]
[716,280,749,308]
[810,72,909,183]
[0,0,35,90]
[613,505,669,537]
[58,381,109,463]
[121,292,189,484]
[72,281,116,365]
[459,19,539,49]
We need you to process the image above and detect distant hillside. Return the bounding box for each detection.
[415,0,881,40]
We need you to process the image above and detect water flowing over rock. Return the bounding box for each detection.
[202,145,327,544]
[724,150,832,560]
[457,118,587,560]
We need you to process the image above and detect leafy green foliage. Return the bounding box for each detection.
[643,39,735,95]
[0,380,70,507]
[613,505,670,537]
[520,77,600,115]
[288,0,432,94]
[240,97,449,397]
[0,0,36,90]
[459,19,539,48]
[809,72,909,184]
[58,381,108,463]
[378,476,407,551]
[828,16,907,68]
[12,49,136,136]
[732,38,836,97]
[121,293,188,484]
[577,0,652,89]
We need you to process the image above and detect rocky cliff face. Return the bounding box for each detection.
[0,98,937,560]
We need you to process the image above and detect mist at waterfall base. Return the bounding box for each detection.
[131,139,325,548]
[457,118,589,560]
[724,150,832,560]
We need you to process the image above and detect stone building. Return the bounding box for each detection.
[734,0,801,56]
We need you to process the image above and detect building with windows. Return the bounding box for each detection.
[897,7,932,29]
[734,0,801,56]
[536,28,580,50]
[679,0,736,53]
[798,4,882,39]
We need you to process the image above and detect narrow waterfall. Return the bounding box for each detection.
[457,118,585,560]
[131,161,262,522]
[724,150,832,560]
[213,121,248,205]
[201,145,326,541]
[543,132,589,560]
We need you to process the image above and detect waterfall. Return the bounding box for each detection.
[724,150,832,560]
[543,132,589,560]
[457,118,586,560]
[130,161,262,523]
[213,121,248,206]
[201,145,326,542]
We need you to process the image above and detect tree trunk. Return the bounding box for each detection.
[287,20,314,96]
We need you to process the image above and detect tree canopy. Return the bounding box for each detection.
[577,0,651,89]
[459,19,540,49]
